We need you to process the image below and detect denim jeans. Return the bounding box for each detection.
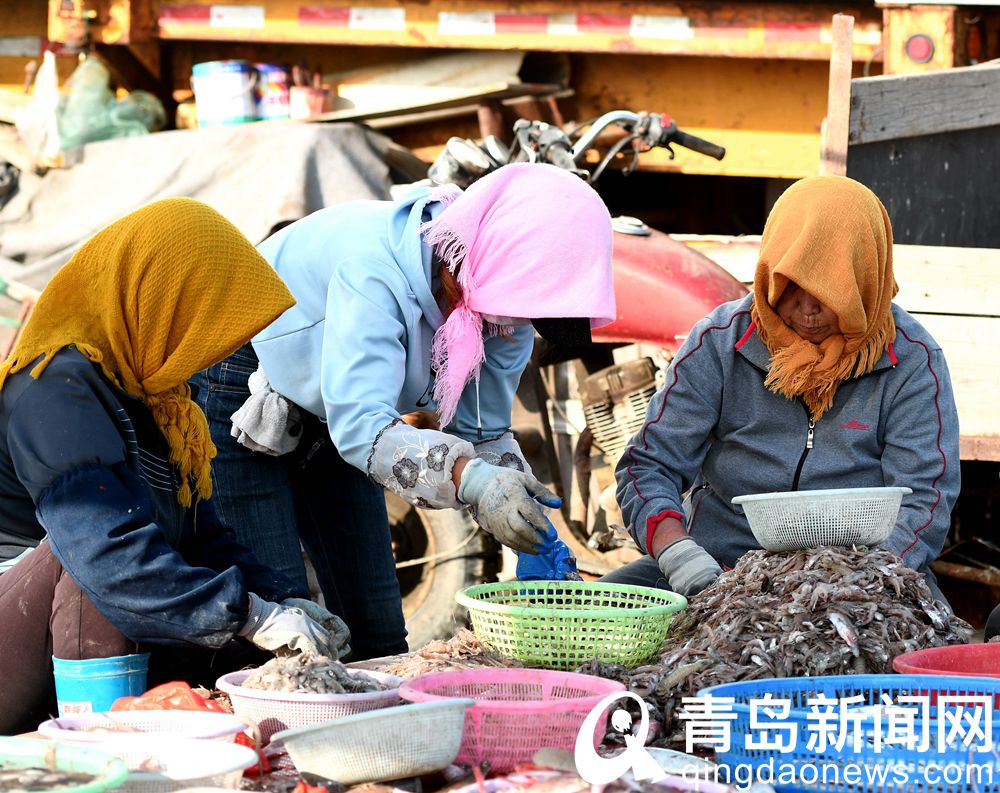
[598,554,669,589]
[191,344,408,660]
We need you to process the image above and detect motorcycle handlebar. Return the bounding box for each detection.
[667,128,726,161]
[571,111,642,158]
[570,111,726,163]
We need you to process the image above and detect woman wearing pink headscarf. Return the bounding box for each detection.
[192,164,615,659]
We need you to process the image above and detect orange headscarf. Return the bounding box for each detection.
[751,175,897,420]
[0,198,295,505]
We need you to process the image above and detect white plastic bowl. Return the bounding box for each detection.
[732,486,911,551]
[270,699,474,784]
[37,711,246,743]
[71,736,257,793]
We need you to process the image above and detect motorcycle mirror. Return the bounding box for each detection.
[428,146,471,188]
[445,137,494,175]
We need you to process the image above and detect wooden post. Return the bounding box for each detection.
[476,99,506,141]
[820,13,855,176]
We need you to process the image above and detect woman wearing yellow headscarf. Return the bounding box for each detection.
[609,176,960,601]
[0,198,349,734]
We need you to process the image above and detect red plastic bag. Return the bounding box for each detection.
[111,681,229,713]
[292,781,327,793]
[235,731,271,775]
[111,681,269,774]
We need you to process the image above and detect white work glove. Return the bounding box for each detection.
[238,593,340,658]
[458,457,561,554]
[281,598,352,660]
[656,537,723,597]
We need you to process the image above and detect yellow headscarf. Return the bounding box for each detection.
[0,198,294,506]
[751,175,898,421]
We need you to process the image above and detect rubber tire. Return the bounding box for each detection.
[386,493,497,649]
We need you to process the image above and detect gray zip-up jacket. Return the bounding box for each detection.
[616,294,960,584]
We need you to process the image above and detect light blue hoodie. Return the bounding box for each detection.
[251,186,533,475]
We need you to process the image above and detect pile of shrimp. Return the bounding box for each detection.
[578,545,973,747]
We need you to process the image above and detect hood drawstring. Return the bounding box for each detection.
[475,379,482,440]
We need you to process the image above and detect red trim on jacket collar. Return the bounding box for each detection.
[888,343,898,366]
[647,509,684,555]
[734,322,756,350]
[895,328,944,562]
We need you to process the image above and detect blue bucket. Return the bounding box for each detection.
[52,653,150,716]
[191,60,258,127]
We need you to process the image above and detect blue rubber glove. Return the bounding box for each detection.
[458,457,561,554]
[517,517,583,581]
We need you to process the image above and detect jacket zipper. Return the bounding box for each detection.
[790,402,814,491]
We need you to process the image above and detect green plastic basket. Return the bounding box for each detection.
[0,737,129,793]
[455,581,687,671]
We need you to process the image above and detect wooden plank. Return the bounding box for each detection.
[819,13,854,176]
[847,125,1000,248]
[961,437,1000,461]
[306,81,562,123]
[849,62,1000,145]
[917,314,999,440]
[889,246,1000,317]
[674,233,761,283]
[677,236,1000,318]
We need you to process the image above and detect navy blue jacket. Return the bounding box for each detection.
[0,348,303,648]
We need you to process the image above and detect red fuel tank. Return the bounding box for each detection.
[594,221,748,352]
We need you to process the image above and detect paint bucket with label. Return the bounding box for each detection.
[52,653,151,716]
[254,63,291,121]
[191,60,257,127]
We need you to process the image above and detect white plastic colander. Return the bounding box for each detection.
[215,668,402,742]
[270,700,474,785]
[731,486,911,551]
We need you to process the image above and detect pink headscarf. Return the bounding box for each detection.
[420,163,615,427]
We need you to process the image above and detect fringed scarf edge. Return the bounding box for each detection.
[753,303,897,421]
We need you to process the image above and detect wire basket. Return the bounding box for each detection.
[215,668,401,743]
[399,667,626,773]
[77,737,257,793]
[696,674,1000,792]
[455,581,686,670]
[37,711,247,743]
[270,700,474,784]
[731,487,911,552]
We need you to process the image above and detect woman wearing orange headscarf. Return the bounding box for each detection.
[610,176,960,600]
[0,199,349,734]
